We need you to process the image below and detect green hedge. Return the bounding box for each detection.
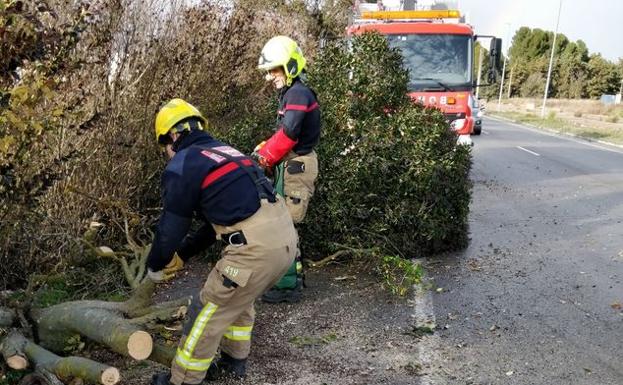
[300,33,472,259]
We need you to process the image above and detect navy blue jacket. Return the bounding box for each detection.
[146,130,274,271]
[277,78,321,155]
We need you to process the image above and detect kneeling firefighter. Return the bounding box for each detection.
[254,36,321,303]
[147,99,297,385]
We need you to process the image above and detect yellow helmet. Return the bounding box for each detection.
[154,98,207,143]
[257,36,306,87]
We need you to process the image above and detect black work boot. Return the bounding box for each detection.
[205,352,247,381]
[261,278,303,303]
[150,373,172,385]
[150,372,202,385]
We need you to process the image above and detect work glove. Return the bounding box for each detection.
[252,152,271,171]
[163,252,185,275]
[254,141,267,152]
[251,141,272,176]
[147,268,174,283]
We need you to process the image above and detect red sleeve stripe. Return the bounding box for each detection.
[201,159,253,189]
[284,102,319,112]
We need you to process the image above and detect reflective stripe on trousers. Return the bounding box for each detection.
[174,302,219,371]
[223,325,253,341]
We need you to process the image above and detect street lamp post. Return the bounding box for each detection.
[476,47,484,99]
[497,23,511,112]
[541,0,563,118]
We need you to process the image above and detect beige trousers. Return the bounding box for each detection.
[281,151,319,224]
[170,197,297,385]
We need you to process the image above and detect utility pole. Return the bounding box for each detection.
[476,46,484,99]
[497,23,511,112]
[507,65,514,98]
[541,0,563,118]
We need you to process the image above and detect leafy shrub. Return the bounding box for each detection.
[379,255,424,296]
[298,33,472,263]
[0,0,98,287]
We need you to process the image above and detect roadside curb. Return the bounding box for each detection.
[488,114,623,151]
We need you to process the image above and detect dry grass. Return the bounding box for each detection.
[490,97,623,120]
[487,97,623,145]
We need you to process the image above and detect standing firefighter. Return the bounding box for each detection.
[147,99,297,385]
[254,36,321,303]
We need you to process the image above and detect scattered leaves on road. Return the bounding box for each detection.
[406,322,437,338]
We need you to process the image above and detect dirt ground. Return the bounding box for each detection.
[120,258,422,385]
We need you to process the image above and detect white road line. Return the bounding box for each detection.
[482,130,490,135]
[413,258,442,385]
[516,146,540,156]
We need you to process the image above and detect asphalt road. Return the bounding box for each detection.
[420,117,623,385]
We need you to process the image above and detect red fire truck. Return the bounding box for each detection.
[348,4,502,143]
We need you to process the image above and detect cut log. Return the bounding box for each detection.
[7,354,29,370]
[2,331,120,385]
[1,330,28,370]
[127,330,153,360]
[32,304,153,360]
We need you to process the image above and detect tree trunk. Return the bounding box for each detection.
[2,331,120,385]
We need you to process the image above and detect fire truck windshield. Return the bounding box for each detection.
[386,34,472,91]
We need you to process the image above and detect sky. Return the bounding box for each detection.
[458,0,623,62]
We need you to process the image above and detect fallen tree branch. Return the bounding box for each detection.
[79,216,151,290]
[19,369,65,385]
[128,304,186,326]
[305,245,377,268]
[2,331,120,385]
[0,307,16,327]
[126,297,190,319]
[147,343,175,367]
[304,250,351,268]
